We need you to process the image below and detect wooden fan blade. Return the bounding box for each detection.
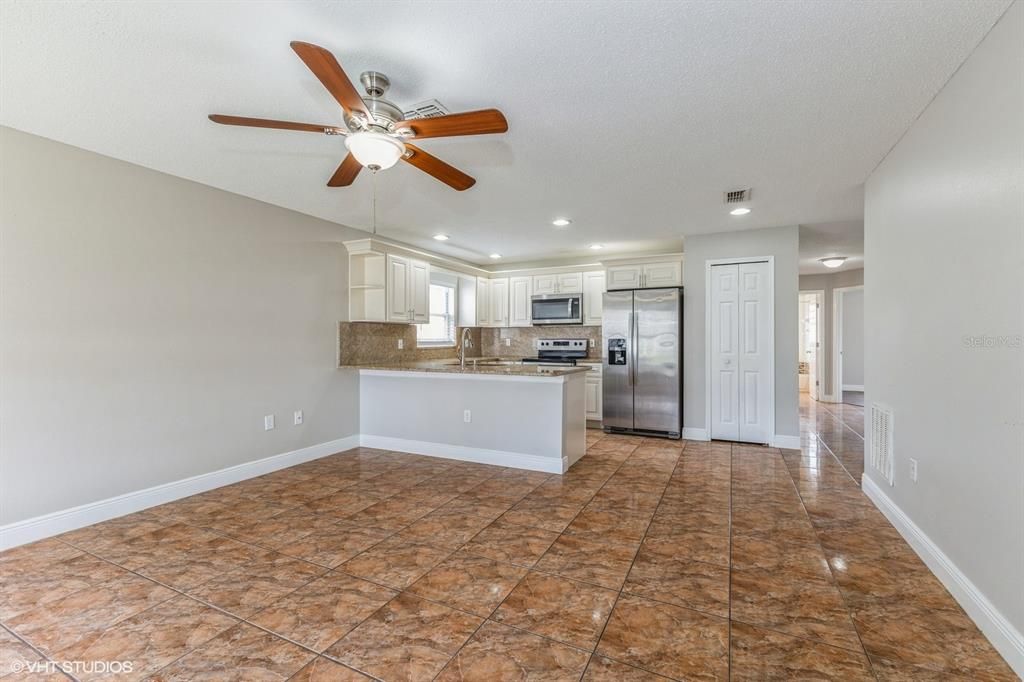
[328,153,362,187]
[208,114,344,135]
[402,144,476,191]
[394,109,508,139]
[290,41,372,122]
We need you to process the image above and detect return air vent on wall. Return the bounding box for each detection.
[724,188,752,204]
[402,99,451,119]
[870,403,894,485]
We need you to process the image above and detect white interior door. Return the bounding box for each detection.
[738,262,771,443]
[710,265,740,441]
[807,296,819,400]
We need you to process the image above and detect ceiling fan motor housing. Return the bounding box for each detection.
[344,71,404,131]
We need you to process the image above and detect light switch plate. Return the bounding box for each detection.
[264,415,275,431]
[293,410,303,426]
[397,339,404,350]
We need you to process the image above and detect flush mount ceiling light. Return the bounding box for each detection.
[589,243,604,250]
[489,253,502,259]
[552,218,572,227]
[344,131,406,171]
[433,233,450,241]
[820,257,847,268]
[730,207,751,216]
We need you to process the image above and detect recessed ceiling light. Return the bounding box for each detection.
[489,253,502,259]
[433,234,450,241]
[589,244,604,250]
[820,257,847,268]
[730,207,751,216]
[552,218,572,227]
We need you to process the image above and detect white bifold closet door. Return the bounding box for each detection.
[710,262,771,444]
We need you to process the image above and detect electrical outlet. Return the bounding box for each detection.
[909,458,918,483]
[504,338,511,347]
[397,339,404,350]
[463,409,472,423]
[589,338,595,349]
[264,415,275,431]
[293,410,303,426]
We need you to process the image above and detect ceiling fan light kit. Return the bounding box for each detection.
[208,41,508,191]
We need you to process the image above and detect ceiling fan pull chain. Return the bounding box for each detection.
[371,170,378,235]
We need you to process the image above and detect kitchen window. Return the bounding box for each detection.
[417,282,456,347]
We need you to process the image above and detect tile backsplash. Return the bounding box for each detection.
[479,325,602,359]
[338,322,601,365]
[338,322,480,366]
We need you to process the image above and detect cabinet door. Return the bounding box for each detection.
[409,259,431,324]
[605,265,641,290]
[583,270,605,326]
[457,275,477,327]
[490,277,509,327]
[532,274,557,296]
[508,276,532,327]
[476,278,491,326]
[386,254,411,322]
[643,261,682,288]
[585,376,602,421]
[555,272,583,294]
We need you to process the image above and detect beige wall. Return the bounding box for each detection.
[0,127,364,525]
[799,268,864,397]
[864,0,1023,666]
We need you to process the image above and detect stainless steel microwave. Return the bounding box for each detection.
[531,294,583,325]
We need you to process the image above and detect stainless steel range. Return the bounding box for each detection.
[522,338,588,366]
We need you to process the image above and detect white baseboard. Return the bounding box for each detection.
[770,434,802,449]
[359,435,566,474]
[842,384,864,392]
[0,435,360,552]
[862,477,1024,676]
[681,427,710,441]
[819,393,838,403]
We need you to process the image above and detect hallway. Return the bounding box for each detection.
[800,393,865,481]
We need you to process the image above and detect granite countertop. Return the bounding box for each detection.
[340,359,591,377]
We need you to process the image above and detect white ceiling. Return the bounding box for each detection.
[799,221,864,274]
[0,1,1011,264]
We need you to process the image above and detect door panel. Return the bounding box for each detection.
[605,266,641,290]
[509,276,532,327]
[642,261,682,288]
[583,271,605,326]
[386,254,410,322]
[738,262,771,443]
[476,278,491,326]
[633,288,681,434]
[532,275,556,295]
[409,259,430,324]
[710,265,740,440]
[601,291,633,429]
[556,272,583,294]
[490,277,509,327]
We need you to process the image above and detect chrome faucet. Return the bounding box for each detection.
[457,328,474,368]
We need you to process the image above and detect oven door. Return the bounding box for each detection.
[531,294,583,325]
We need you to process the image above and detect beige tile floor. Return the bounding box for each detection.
[0,416,1016,680]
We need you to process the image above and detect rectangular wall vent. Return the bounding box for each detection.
[402,99,450,119]
[870,403,894,485]
[724,188,751,204]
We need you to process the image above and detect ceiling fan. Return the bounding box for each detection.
[209,41,508,191]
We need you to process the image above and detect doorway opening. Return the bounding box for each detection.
[833,285,864,406]
[799,290,824,401]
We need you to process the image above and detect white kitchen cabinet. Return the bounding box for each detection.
[476,277,492,327]
[490,277,510,327]
[606,260,682,290]
[583,270,605,326]
[385,254,430,323]
[556,272,583,294]
[457,275,477,327]
[509,276,532,327]
[642,261,682,288]
[532,274,557,296]
[585,368,602,421]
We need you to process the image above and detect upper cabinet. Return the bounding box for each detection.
[583,270,605,326]
[533,272,582,295]
[606,259,682,290]
[386,253,431,323]
[489,277,510,327]
[476,277,492,327]
[509,276,532,327]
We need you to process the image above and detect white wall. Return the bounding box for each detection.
[682,225,800,441]
[799,268,864,397]
[840,288,864,388]
[864,0,1023,670]
[0,127,363,526]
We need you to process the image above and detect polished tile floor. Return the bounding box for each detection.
[1,428,1016,680]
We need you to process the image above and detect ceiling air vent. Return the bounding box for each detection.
[870,403,894,485]
[724,188,752,204]
[402,99,451,119]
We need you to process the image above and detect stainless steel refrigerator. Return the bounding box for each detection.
[602,288,682,439]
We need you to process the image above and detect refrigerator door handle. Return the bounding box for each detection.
[626,312,634,387]
[630,310,638,387]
